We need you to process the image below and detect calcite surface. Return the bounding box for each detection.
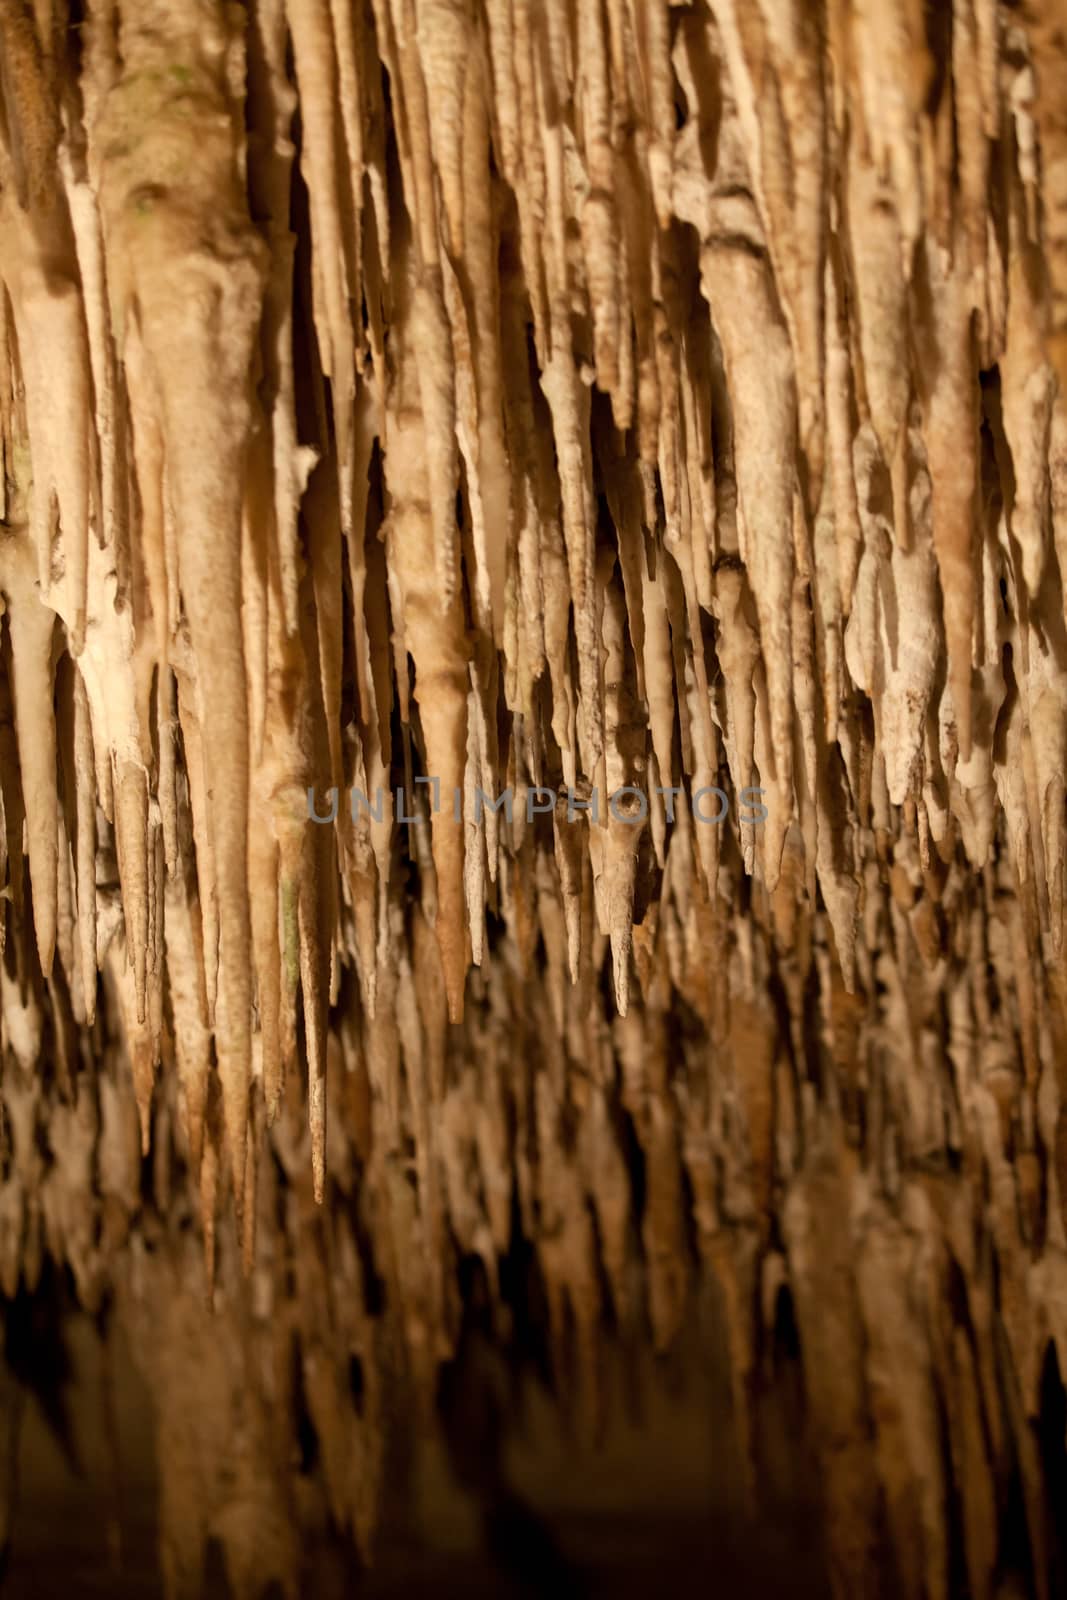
[1,1,1067,1595]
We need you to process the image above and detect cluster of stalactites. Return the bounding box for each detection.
[0,0,1062,1220]
[1,16,1067,1584]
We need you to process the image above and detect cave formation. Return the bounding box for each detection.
[0,0,1067,1595]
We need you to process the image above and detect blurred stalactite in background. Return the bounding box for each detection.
[0,0,1066,1594]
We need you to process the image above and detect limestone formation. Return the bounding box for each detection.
[1,1,1067,1595]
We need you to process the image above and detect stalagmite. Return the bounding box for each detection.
[5,2,1067,1596]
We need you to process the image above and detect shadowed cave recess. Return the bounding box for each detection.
[2,0,1067,1594]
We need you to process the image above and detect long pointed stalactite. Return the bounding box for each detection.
[1,1,1067,1595]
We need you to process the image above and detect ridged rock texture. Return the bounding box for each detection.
[3,0,1067,1596]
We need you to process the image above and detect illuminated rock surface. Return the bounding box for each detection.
[1,1,1067,1594]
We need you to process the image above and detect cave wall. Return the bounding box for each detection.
[1,1,1067,1595]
